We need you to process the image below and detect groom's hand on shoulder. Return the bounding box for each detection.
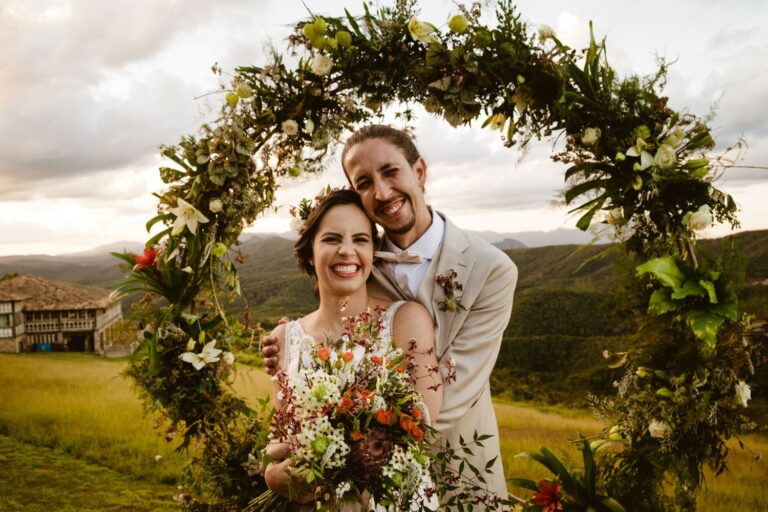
[261,316,289,375]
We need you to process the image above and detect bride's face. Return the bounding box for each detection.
[311,203,374,297]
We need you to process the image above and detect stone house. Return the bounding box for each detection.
[0,273,122,353]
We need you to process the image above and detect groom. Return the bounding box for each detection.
[263,125,517,502]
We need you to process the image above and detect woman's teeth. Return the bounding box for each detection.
[332,264,358,273]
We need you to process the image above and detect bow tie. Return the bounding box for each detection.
[374,250,424,264]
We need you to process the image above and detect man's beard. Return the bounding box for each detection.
[383,215,416,236]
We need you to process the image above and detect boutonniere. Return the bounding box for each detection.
[436,269,465,312]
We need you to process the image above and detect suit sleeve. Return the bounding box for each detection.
[434,254,517,431]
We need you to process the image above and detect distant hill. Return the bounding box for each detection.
[2,229,766,416]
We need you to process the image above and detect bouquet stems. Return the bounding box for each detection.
[243,490,290,511]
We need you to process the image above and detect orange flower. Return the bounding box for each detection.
[399,414,413,432]
[342,351,354,362]
[351,431,363,441]
[410,424,424,440]
[317,347,330,361]
[375,408,392,425]
[411,407,423,420]
[370,355,383,365]
[338,395,353,411]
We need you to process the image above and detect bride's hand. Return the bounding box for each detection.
[264,458,316,504]
[261,317,289,375]
[265,441,291,463]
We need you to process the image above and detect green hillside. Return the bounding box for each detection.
[2,230,766,419]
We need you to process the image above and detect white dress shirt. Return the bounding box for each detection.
[383,209,445,299]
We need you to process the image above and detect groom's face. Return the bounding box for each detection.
[343,138,429,245]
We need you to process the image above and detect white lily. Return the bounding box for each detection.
[407,16,437,44]
[180,340,223,370]
[488,113,506,131]
[512,90,528,115]
[735,380,751,407]
[626,138,654,170]
[170,198,210,236]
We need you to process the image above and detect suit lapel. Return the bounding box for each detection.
[418,215,475,358]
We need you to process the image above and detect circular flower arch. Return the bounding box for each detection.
[114,1,758,510]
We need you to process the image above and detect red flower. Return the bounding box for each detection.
[317,347,330,361]
[533,479,563,512]
[133,248,157,269]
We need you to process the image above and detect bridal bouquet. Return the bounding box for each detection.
[247,307,440,511]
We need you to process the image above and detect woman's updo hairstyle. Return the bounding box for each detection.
[293,188,379,278]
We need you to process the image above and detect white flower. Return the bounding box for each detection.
[654,144,677,169]
[626,138,654,170]
[208,198,223,213]
[155,454,163,462]
[538,24,555,43]
[223,351,235,365]
[180,340,222,370]
[735,380,751,407]
[290,217,305,234]
[512,90,529,115]
[488,113,506,131]
[181,266,194,273]
[304,119,315,135]
[170,198,210,236]
[310,54,333,76]
[604,207,624,225]
[407,16,437,44]
[282,120,299,136]
[663,128,685,148]
[648,419,669,439]
[683,204,713,231]
[581,127,601,145]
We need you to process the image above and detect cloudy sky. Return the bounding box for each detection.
[1,0,767,256]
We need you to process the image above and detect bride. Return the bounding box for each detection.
[263,188,442,507]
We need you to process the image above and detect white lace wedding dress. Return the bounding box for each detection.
[282,301,406,512]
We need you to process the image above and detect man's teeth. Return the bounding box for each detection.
[382,200,403,215]
[332,265,358,273]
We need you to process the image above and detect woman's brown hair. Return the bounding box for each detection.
[293,189,379,279]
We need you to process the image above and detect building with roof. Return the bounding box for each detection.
[0,273,123,353]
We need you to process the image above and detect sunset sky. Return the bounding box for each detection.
[1,0,766,256]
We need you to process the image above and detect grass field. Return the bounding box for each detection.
[0,353,765,510]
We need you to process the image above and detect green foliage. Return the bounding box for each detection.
[104,0,760,508]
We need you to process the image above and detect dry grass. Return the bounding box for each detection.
[0,353,765,510]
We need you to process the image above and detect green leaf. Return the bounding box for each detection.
[670,279,707,300]
[698,280,718,303]
[648,289,677,315]
[428,77,452,92]
[687,309,726,348]
[344,9,364,38]
[708,296,738,321]
[507,478,539,492]
[146,213,172,233]
[636,256,685,289]
[600,497,628,512]
[575,199,605,231]
[564,178,609,205]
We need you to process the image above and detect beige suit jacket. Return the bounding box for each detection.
[368,213,518,502]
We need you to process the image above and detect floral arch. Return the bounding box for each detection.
[115,1,758,510]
